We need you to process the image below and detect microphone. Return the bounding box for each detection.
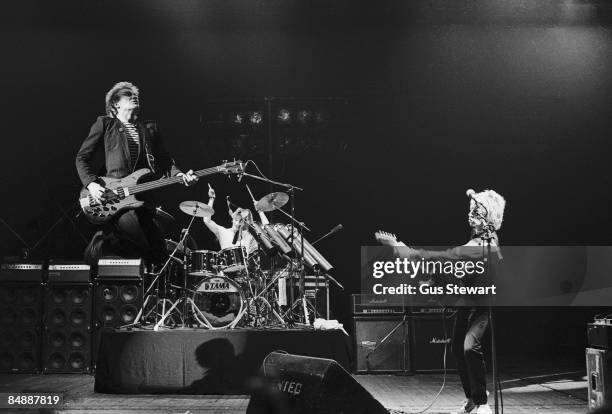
[232,222,242,244]
[312,223,344,246]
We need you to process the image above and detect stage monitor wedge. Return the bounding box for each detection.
[249,351,388,414]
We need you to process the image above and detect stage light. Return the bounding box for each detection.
[249,111,262,125]
[297,109,312,124]
[277,109,291,123]
[230,112,244,124]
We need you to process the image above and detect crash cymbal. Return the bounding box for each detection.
[255,192,289,212]
[179,201,214,218]
[155,207,175,221]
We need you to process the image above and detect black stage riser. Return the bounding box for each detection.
[94,329,351,394]
[0,283,43,373]
[42,284,92,374]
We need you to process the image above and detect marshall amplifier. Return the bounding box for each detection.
[97,259,142,279]
[352,294,408,315]
[411,314,456,372]
[47,263,91,284]
[587,347,612,409]
[588,319,612,350]
[354,315,410,373]
[0,263,45,282]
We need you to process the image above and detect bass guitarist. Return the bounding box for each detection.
[75,81,197,263]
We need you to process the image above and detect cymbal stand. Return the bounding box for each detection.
[230,283,286,329]
[154,206,214,330]
[239,170,309,325]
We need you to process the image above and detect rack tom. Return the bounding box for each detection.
[218,246,247,273]
[189,250,218,276]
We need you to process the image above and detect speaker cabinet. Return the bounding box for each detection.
[249,351,388,414]
[411,314,456,372]
[587,347,612,409]
[0,283,42,373]
[93,280,142,368]
[42,284,92,373]
[354,316,410,373]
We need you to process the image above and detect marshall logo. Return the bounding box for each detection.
[277,380,302,396]
[429,337,451,344]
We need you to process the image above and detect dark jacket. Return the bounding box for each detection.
[75,116,181,187]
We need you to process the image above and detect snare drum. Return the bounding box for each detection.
[218,246,247,273]
[192,275,245,329]
[189,250,218,276]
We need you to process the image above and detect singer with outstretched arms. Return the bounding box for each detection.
[377,189,505,414]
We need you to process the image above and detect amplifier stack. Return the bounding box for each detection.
[352,294,455,373]
[0,258,144,374]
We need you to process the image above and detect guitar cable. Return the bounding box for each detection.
[411,305,452,414]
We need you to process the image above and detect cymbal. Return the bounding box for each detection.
[155,207,175,221]
[255,192,289,212]
[179,201,214,218]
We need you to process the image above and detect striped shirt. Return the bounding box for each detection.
[122,122,141,168]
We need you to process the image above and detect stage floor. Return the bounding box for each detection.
[0,363,588,413]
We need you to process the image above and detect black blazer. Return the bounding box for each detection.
[75,116,181,187]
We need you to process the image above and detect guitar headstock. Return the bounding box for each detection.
[374,230,399,246]
[220,160,245,176]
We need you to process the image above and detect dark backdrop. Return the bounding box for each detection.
[2,0,612,359]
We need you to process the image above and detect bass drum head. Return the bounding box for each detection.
[192,276,244,329]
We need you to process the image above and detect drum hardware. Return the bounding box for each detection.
[245,181,309,325]
[154,203,203,330]
[122,160,343,331]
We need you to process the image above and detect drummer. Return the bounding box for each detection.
[203,184,259,256]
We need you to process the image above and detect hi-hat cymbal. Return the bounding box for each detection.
[255,192,289,212]
[179,201,214,218]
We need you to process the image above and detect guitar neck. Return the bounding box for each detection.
[128,166,222,195]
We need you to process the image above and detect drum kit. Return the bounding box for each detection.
[132,180,343,331]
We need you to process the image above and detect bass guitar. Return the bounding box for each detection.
[78,160,244,224]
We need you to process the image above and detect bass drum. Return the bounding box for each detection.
[192,276,245,329]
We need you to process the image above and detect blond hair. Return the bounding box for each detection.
[105,81,139,117]
[471,189,506,230]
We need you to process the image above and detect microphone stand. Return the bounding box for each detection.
[239,170,310,325]
[479,220,500,414]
